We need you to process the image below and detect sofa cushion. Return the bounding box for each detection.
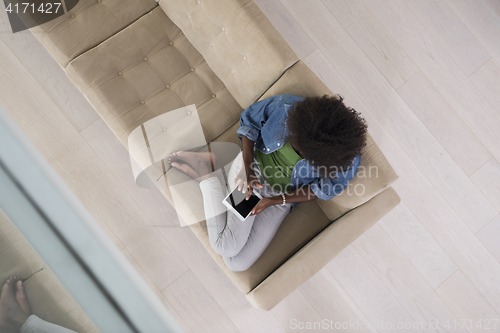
[65,7,242,147]
[30,0,158,68]
[247,186,401,310]
[159,0,299,109]
[260,61,399,220]
[0,209,98,332]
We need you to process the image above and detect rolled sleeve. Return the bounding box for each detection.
[236,125,259,142]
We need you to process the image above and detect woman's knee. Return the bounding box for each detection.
[210,238,241,258]
[223,256,255,272]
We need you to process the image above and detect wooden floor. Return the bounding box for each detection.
[1,0,500,331]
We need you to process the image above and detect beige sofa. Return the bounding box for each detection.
[25,0,400,311]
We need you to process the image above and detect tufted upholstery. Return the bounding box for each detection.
[30,0,158,68]
[66,7,243,147]
[158,0,299,108]
[0,209,98,332]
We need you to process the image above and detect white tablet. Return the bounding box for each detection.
[222,185,262,221]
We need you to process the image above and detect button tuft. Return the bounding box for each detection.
[143,57,148,61]
[187,111,192,115]
[243,56,248,60]
[231,69,235,74]
[70,14,75,18]
[209,42,213,47]
[190,68,195,72]
[140,100,145,105]
[169,41,174,46]
[221,27,226,31]
[212,94,216,98]
[165,84,170,89]
[97,0,102,3]
[118,72,123,76]
[162,128,167,132]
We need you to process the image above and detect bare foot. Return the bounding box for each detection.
[170,162,201,179]
[0,277,31,333]
[168,151,217,181]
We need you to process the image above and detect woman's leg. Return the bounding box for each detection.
[198,152,258,257]
[199,176,256,257]
[222,202,291,272]
[222,160,292,271]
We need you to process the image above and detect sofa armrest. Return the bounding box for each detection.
[245,186,401,311]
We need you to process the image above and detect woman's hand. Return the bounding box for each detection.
[250,197,275,215]
[233,164,263,200]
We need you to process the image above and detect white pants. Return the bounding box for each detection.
[21,315,76,333]
[199,152,292,271]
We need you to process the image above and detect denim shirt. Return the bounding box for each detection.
[236,94,361,204]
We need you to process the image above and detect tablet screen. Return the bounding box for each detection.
[224,187,261,218]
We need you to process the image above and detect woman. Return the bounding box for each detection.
[168,94,367,271]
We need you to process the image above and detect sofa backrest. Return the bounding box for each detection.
[30,0,158,68]
[158,0,299,109]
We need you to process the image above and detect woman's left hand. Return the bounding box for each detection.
[250,197,276,215]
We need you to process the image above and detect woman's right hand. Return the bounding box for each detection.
[233,164,263,200]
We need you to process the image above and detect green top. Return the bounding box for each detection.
[254,140,302,192]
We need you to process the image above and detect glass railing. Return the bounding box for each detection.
[0,106,183,333]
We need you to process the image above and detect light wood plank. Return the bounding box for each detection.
[0,40,188,292]
[363,0,500,166]
[298,268,375,333]
[477,215,500,265]
[282,0,497,233]
[271,289,332,333]
[378,202,458,290]
[403,0,491,76]
[162,270,239,333]
[0,10,99,132]
[471,158,500,213]
[470,58,500,112]
[353,224,466,332]
[436,270,500,333]
[445,0,500,64]
[303,48,500,316]
[253,0,317,59]
[321,0,419,89]
[328,246,422,333]
[119,249,193,333]
[398,72,491,176]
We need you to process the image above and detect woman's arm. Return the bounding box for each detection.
[251,185,318,215]
[233,135,263,199]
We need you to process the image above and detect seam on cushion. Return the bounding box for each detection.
[253,59,300,104]
[43,1,98,35]
[67,4,160,68]
[194,75,237,125]
[209,118,240,143]
[152,7,183,42]
[169,33,201,73]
